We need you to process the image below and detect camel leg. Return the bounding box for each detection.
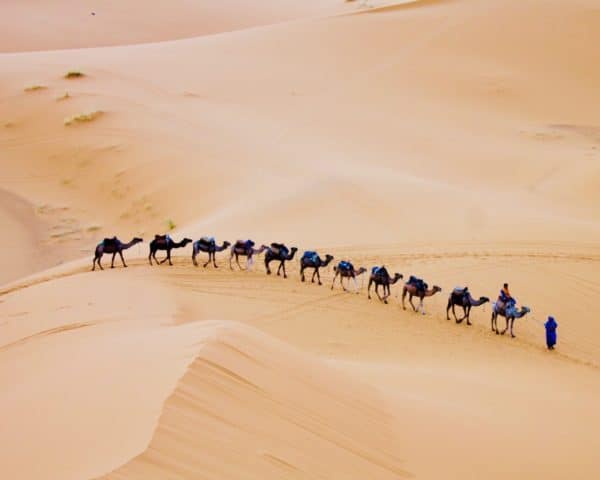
[110,252,116,268]
[213,252,218,268]
[454,305,463,323]
[375,284,385,303]
[402,288,407,310]
[276,261,282,276]
[466,306,472,326]
[408,293,417,312]
[265,257,271,275]
[247,254,254,271]
[368,279,373,299]
[229,251,234,270]
[446,300,452,320]
[235,254,243,270]
[192,250,198,267]
[510,318,516,338]
[419,297,426,315]
[92,254,99,271]
[315,268,322,286]
[203,256,210,268]
[300,265,305,282]
[148,248,154,266]
[331,271,339,290]
[352,276,359,294]
[281,261,287,279]
[501,316,508,335]
[119,250,127,268]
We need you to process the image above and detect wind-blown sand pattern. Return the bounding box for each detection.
[1,0,599,479]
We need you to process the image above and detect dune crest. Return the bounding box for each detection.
[101,321,406,480]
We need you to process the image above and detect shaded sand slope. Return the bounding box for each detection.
[2,0,354,52]
[101,322,405,480]
[1,0,599,285]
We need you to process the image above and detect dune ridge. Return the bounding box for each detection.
[100,321,406,479]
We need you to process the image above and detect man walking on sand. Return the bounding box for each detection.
[545,316,558,350]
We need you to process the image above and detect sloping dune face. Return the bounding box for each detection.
[1,0,353,52]
[101,322,405,480]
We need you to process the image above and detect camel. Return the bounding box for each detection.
[148,234,192,266]
[229,240,268,270]
[192,237,231,268]
[367,266,403,304]
[264,243,298,278]
[92,236,143,271]
[402,276,442,315]
[491,302,531,338]
[446,287,489,325]
[300,251,334,285]
[331,261,367,293]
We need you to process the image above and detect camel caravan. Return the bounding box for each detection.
[92,235,531,337]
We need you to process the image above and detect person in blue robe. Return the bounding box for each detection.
[544,316,557,350]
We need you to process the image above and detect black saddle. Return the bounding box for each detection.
[235,239,254,250]
[408,275,428,292]
[102,237,118,247]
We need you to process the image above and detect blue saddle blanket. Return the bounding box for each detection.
[339,261,354,271]
[303,251,319,263]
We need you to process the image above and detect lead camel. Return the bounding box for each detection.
[92,236,143,271]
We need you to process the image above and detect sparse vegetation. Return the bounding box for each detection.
[167,219,176,231]
[65,70,85,79]
[24,85,47,92]
[86,225,102,232]
[56,92,70,101]
[64,110,103,126]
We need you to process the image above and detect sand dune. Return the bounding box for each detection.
[1,0,599,478]
[101,321,406,479]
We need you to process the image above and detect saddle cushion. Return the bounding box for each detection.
[235,240,254,250]
[339,261,354,272]
[270,243,288,257]
[302,251,319,263]
[372,266,381,275]
[102,237,118,247]
[199,236,215,246]
[408,275,428,292]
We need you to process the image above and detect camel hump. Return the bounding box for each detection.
[408,276,428,291]
[102,236,118,247]
[154,234,167,240]
[200,236,215,245]
[338,260,354,272]
[302,251,318,262]
[235,239,254,249]
[453,286,468,295]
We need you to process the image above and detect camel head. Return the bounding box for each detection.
[480,296,490,304]
[222,241,231,248]
[290,247,298,253]
[324,254,334,262]
[520,306,531,316]
[258,244,269,253]
[132,237,143,244]
[181,238,193,246]
[393,273,404,281]
[356,267,367,276]
[432,285,442,294]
